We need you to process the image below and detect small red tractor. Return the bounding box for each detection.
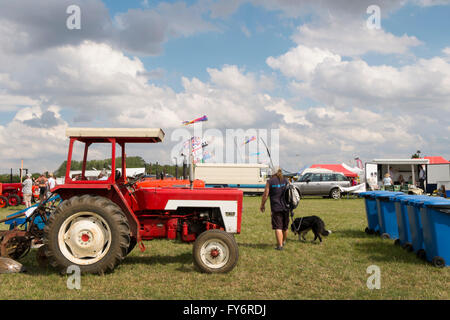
[0,182,40,207]
[0,183,22,207]
[28,128,242,274]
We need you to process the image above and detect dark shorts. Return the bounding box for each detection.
[39,187,47,196]
[271,211,289,230]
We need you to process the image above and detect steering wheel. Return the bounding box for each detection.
[125,173,146,188]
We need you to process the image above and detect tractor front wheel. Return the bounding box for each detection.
[43,195,130,274]
[193,229,239,274]
[0,196,8,208]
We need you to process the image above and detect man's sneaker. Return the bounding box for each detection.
[275,246,284,251]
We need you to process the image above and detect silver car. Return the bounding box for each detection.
[293,172,350,199]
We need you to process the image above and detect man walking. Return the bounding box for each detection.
[260,167,289,250]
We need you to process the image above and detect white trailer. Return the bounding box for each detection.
[194,163,270,194]
[365,158,450,193]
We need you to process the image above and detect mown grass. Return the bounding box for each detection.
[0,197,448,300]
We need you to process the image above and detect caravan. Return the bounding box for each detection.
[194,163,270,195]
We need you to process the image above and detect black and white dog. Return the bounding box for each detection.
[290,216,331,243]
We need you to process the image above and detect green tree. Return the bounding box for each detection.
[411,150,422,159]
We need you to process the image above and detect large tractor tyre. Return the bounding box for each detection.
[0,196,8,208]
[8,194,21,207]
[330,188,341,200]
[193,229,239,274]
[43,195,131,275]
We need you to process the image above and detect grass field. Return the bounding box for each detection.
[0,196,449,300]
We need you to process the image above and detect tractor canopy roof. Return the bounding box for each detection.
[66,128,165,143]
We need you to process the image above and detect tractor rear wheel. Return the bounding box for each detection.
[43,195,130,274]
[0,196,8,208]
[193,229,239,274]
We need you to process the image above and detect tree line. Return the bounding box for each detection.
[54,156,182,178]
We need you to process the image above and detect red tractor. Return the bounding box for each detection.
[0,183,22,207]
[40,128,243,274]
[0,183,40,207]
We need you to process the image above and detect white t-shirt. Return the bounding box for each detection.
[47,177,56,190]
[383,177,392,186]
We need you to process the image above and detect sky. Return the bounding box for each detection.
[0,0,449,173]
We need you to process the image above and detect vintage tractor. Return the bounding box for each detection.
[0,182,40,207]
[32,128,242,274]
[0,183,22,207]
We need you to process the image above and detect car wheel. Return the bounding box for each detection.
[330,188,341,199]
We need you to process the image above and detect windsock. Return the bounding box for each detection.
[242,136,256,145]
[182,115,208,126]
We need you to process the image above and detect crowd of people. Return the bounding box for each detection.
[21,173,56,208]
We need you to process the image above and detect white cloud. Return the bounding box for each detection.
[291,18,422,57]
[0,0,217,56]
[268,44,450,112]
[0,106,68,171]
[267,45,341,81]
[0,41,288,170]
[443,47,450,57]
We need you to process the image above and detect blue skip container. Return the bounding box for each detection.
[393,194,416,249]
[374,192,404,239]
[405,196,440,259]
[359,191,382,235]
[359,191,398,235]
[420,198,450,267]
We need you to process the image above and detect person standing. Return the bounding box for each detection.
[419,165,426,190]
[398,174,405,186]
[260,167,289,251]
[383,173,393,186]
[37,174,48,202]
[47,173,56,198]
[22,174,33,208]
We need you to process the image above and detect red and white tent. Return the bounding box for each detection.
[309,164,358,178]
